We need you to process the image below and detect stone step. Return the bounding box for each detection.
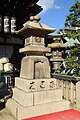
[6,99,70,120]
[22,109,80,120]
[13,88,62,107]
[0,108,15,120]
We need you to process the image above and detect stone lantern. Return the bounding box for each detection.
[48,34,67,74]
[15,16,56,79]
[6,16,70,120]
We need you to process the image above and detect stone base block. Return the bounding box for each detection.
[15,77,57,92]
[13,88,33,107]
[6,99,70,120]
[34,89,62,105]
[15,77,37,92]
[13,88,62,106]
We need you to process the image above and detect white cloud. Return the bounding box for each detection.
[37,0,55,13]
[54,5,61,9]
[37,0,61,14]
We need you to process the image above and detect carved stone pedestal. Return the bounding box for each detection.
[7,78,70,120]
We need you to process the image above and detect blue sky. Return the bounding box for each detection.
[37,0,80,32]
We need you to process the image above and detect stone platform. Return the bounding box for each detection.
[6,77,70,120]
[13,88,62,107]
[6,99,70,120]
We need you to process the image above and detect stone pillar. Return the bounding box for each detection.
[76,81,80,109]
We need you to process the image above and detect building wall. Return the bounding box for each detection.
[0,36,24,71]
[0,45,13,58]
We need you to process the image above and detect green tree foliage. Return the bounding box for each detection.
[66,46,80,70]
[65,0,80,27]
[64,1,80,75]
[64,0,80,40]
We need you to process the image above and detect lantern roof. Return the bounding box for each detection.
[48,34,67,48]
[15,16,56,38]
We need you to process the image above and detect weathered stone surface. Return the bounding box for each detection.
[37,79,56,91]
[37,79,50,91]
[25,36,44,46]
[19,46,50,55]
[34,89,62,105]
[15,77,57,92]
[16,16,56,38]
[0,108,15,120]
[15,77,37,92]
[20,56,50,79]
[13,87,62,106]
[12,88,33,107]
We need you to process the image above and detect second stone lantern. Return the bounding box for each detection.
[48,34,67,74]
